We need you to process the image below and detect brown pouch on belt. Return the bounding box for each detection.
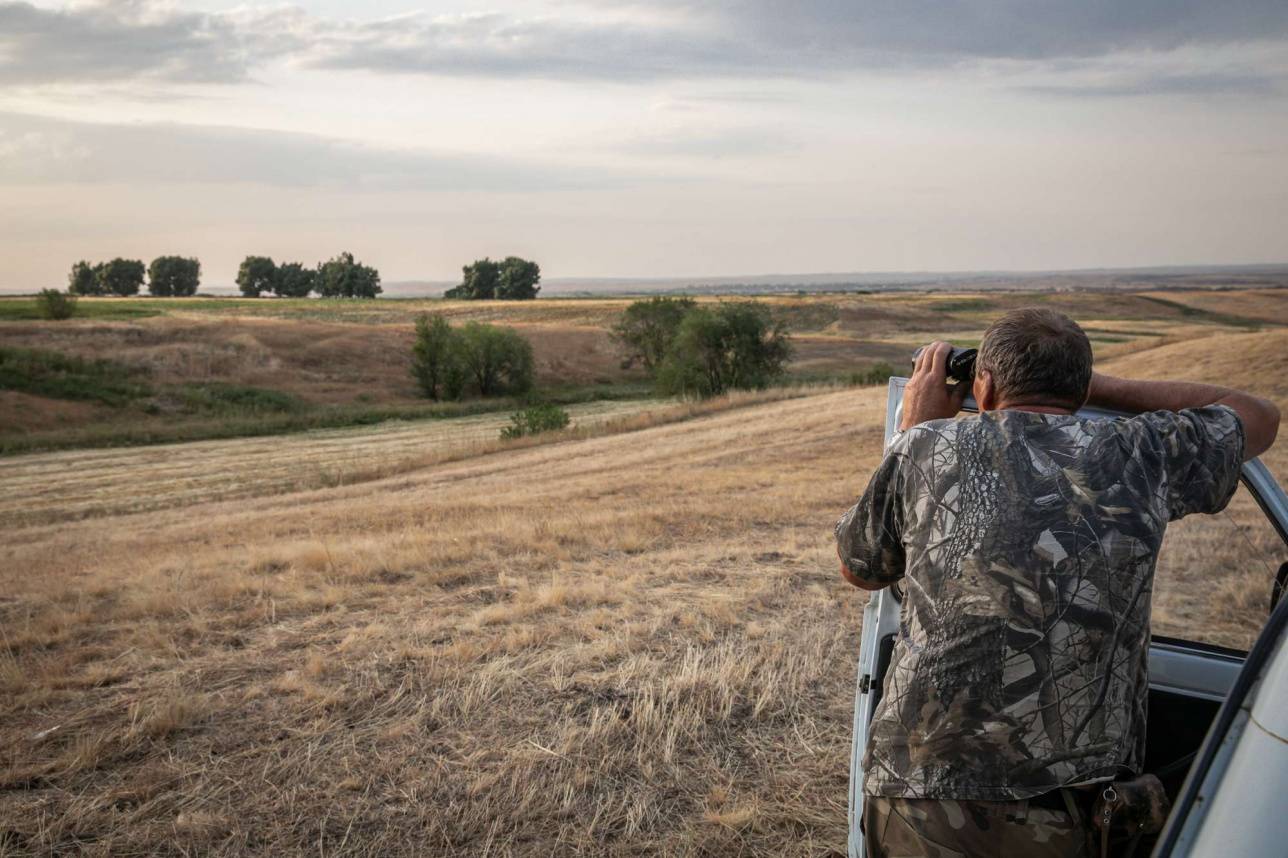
[1092,773,1170,837]
[1091,773,1171,857]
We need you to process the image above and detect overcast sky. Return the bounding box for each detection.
[1,0,1286,289]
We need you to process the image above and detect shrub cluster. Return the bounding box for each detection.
[444,257,540,300]
[411,313,534,400]
[237,252,380,299]
[36,289,77,320]
[500,403,571,439]
[613,298,793,398]
[69,257,200,297]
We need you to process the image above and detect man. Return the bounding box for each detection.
[836,309,1280,857]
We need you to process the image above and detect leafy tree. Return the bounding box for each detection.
[497,256,541,300]
[655,302,792,398]
[68,261,101,296]
[409,316,533,400]
[410,313,457,400]
[317,251,381,299]
[147,256,201,297]
[97,258,145,297]
[273,262,315,298]
[612,296,696,372]
[237,256,277,298]
[452,322,534,396]
[500,403,569,439]
[445,258,500,300]
[446,257,542,300]
[36,289,77,320]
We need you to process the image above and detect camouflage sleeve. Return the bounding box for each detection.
[835,445,907,586]
[1134,405,1245,521]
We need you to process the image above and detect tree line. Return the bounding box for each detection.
[63,252,383,299]
[444,257,540,300]
[237,253,381,299]
[64,253,537,301]
[69,257,201,297]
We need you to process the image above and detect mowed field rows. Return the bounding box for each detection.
[0,398,668,527]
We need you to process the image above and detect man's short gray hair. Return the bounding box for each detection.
[977,308,1092,406]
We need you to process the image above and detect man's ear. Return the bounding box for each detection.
[974,370,996,411]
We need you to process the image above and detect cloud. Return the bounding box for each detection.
[298,1,1288,81]
[698,1,1288,63]
[1021,71,1283,99]
[0,0,263,84]
[1,0,1287,93]
[0,111,613,191]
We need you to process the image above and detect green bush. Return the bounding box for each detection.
[611,296,696,372]
[500,403,570,439]
[412,315,534,400]
[36,289,77,320]
[455,322,534,396]
[411,313,456,400]
[655,302,792,398]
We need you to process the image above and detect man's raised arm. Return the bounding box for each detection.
[1087,372,1280,460]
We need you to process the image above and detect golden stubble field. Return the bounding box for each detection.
[0,301,1285,856]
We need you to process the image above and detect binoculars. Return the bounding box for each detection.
[911,346,978,384]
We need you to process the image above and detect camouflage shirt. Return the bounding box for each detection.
[837,406,1244,801]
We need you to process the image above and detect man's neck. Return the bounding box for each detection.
[991,401,1077,416]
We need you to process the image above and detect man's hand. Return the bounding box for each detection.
[900,341,969,431]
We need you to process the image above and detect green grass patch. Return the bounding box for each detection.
[929,299,995,314]
[0,380,663,455]
[171,383,304,415]
[0,298,164,321]
[0,346,151,405]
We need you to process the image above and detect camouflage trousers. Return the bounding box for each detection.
[863,796,1091,858]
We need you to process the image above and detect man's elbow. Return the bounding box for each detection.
[1239,395,1281,460]
[839,559,887,591]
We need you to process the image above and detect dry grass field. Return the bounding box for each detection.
[0,292,1285,856]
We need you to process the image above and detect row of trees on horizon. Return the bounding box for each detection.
[69,258,201,297]
[236,253,381,299]
[61,255,542,301]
